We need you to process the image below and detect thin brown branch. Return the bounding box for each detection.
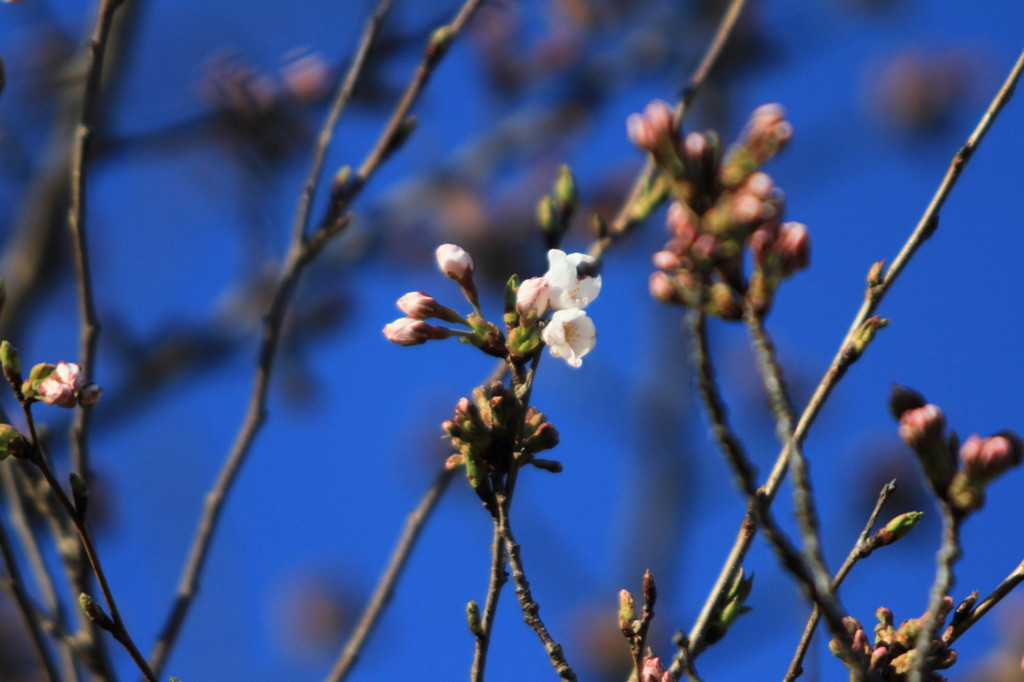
[943,558,1024,645]
[25,437,156,681]
[322,0,488,227]
[909,505,961,682]
[680,45,1024,668]
[683,311,855,669]
[744,310,836,635]
[67,0,125,489]
[66,3,129,677]
[496,493,577,681]
[784,480,897,682]
[325,467,456,682]
[291,0,396,245]
[471,525,507,682]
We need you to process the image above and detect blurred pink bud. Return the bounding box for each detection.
[282,52,329,103]
[742,171,774,199]
[37,377,76,408]
[641,656,665,682]
[382,318,452,346]
[666,202,698,243]
[960,433,1023,481]
[436,244,474,281]
[684,131,706,159]
[627,99,674,151]
[54,361,84,391]
[516,277,550,317]
[652,250,682,271]
[898,404,945,452]
[77,383,102,407]
[778,222,811,274]
[648,272,679,304]
[732,193,763,224]
[745,103,793,148]
[691,234,718,262]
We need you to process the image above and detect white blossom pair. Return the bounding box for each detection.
[524,249,600,368]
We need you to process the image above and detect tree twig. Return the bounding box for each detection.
[909,504,960,682]
[324,467,456,681]
[943,558,1024,645]
[291,0,396,245]
[783,480,897,681]
[21,410,156,681]
[496,491,577,681]
[684,311,855,667]
[470,524,507,682]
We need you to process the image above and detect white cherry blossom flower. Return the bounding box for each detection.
[542,308,596,368]
[544,249,601,310]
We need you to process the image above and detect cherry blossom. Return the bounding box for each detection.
[542,308,596,368]
[544,249,601,310]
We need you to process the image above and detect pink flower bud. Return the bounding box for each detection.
[898,404,945,452]
[666,202,698,243]
[627,99,674,151]
[652,250,682,271]
[77,383,102,407]
[37,377,76,408]
[397,291,437,319]
[382,317,452,346]
[515,277,550,317]
[435,244,474,282]
[684,131,706,159]
[731,193,763,224]
[54,361,84,391]
[641,656,665,682]
[960,433,1023,481]
[648,272,679,304]
[742,171,774,199]
[778,222,811,274]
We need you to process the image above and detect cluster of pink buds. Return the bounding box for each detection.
[22,361,102,409]
[383,244,506,357]
[831,602,957,680]
[384,243,601,368]
[632,102,809,318]
[891,385,1021,513]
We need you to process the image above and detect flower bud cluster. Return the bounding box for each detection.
[442,382,561,503]
[830,602,957,680]
[384,243,601,369]
[21,361,102,408]
[632,103,809,318]
[891,384,1021,514]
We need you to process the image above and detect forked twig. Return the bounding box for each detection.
[783,480,897,681]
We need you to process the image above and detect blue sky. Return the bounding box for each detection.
[1,1,1023,680]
